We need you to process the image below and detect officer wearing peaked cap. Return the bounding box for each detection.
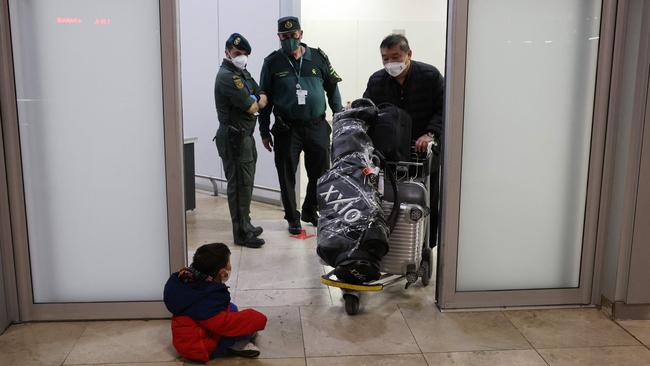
[214,33,267,248]
[258,16,343,235]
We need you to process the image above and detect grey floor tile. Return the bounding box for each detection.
[74,363,183,366]
[617,319,650,347]
[327,281,435,312]
[186,193,284,251]
[307,354,428,366]
[234,289,331,307]
[253,306,305,359]
[399,303,530,353]
[0,322,87,366]
[64,320,176,364]
[505,309,640,349]
[203,358,306,366]
[186,194,234,250]
[229,249,242,288]
[538,345,650,366]
[424,350,547,366]
[300,304,420,357]
[252,220,318,249]
[237,248,323,290]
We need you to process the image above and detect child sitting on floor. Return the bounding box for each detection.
[164,242,267,362]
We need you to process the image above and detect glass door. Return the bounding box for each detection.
[1,0,185,320]
[437,0,616,308]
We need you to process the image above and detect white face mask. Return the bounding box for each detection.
[220,269,231,283]
[230,55,248,70]
[384,61,407,77]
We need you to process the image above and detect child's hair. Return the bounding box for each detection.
[191,243,231,277]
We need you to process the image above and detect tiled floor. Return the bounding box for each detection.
[2,192,650,365]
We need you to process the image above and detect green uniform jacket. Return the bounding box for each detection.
[214,59,262,161]
[258,44,343,139]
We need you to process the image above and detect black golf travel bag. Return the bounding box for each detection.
[316,99,399,284]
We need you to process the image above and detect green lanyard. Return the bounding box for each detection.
[286,55,303,90]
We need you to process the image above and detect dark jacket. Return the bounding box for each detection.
[163,272,267,362]
[363,60,444,138]
[258,44,343,139]
[214,59,262,134]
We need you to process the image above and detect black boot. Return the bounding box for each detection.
[288,220,302,235]
[235,232,265,248]
[301,211,318,227]
[244,222,264,237]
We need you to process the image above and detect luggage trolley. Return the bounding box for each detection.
[320,141,437,315]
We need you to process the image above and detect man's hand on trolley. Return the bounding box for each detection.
[415,133,435,153]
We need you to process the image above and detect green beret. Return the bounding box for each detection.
[226,33,251,54]
[278,16,300,33]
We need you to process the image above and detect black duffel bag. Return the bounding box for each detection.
[367,103,413,162]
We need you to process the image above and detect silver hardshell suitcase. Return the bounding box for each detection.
[380,181,429,276]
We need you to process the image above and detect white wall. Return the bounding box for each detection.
[302,0,447,107]
[180,0,282,202]
[299,0,447,202]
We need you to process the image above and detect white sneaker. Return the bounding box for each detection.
[227,340,260,358]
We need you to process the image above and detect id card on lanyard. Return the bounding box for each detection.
[287,55,307,105]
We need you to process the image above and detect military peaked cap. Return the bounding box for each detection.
[278,16,301,33]
[226,33,251,54]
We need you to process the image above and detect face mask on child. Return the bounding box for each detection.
[219,268,231,283]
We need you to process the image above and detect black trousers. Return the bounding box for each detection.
[272,117,331,223]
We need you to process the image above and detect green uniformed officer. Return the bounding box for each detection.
[214,33,266,248]
[259,16,343,234]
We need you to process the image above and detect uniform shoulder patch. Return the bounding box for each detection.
[317,48,342,82]
[232,76,245,89]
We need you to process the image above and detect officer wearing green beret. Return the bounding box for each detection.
[214,33,267,248]
[259,16,343,234]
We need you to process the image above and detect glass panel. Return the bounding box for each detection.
[457,0,602,291]
[9,0,169,302]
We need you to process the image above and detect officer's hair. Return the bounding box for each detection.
[380,34,410,52]
[191,242,231,277]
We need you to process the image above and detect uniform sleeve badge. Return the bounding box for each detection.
[233,77,244,89]
[329,65,341,80]
[311,68,317,75]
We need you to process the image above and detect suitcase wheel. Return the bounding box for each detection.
[343,293,360,315]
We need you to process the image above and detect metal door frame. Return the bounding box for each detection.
[437,0,617,309]
[0,0,186,321]
[0,101,17,330]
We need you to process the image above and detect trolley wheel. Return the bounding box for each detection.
[421,247,433,286]
[343,293,360,315]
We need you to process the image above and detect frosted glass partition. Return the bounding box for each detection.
[9,0,169,302]
[457,0,602,291]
